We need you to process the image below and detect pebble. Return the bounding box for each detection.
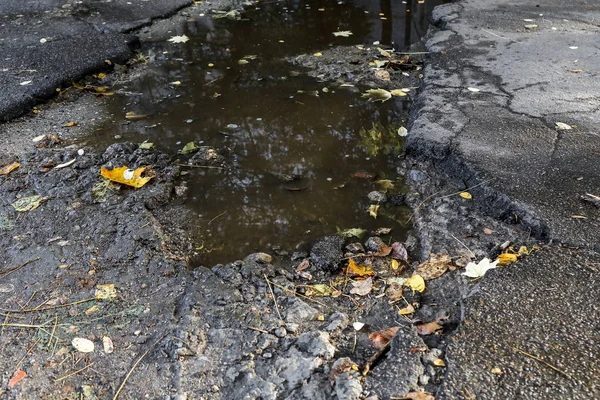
[367,191,387,203]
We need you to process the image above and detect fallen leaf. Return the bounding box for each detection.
[459,191,472,199]
[433,358,446,367]
[20,80,32,86]
[8,370,26,388]
[524,24,538,29]
[168,35,190,43]
[368,204,380,218]
[386,282,404,301]
[11,195,49,212]
[467,87,481,92]
[139,141,155,150]
[462,257,498,278]
[180,141,200,154]
[309,284,334,297]
[376,179,395,192]
[414,254,451,280]
[352,322,365,331]
[415,320,443,335]
[374,69,390,81]
[405,275,426,292]
[351,171,377,180]
[313,52,323,57]
[390,89,408,97]
[368,327,400,349]
[95,283,117,300]
[212,9,241,20]
[373,243,392,257]
[391,242,408,261]
[333,30,353,37]
[483,227,494,235]
[496,253,518,266]
[338,228,367,239]
[103,336,114,354]
[0,162,19,175]
[54,159,76,170]
[100,166,155,189]
[491,367,503,375]
[85,305,99,316]
[374,227,392,235]
[518,246,532,255]
[72,337,95,353]
[390,259,400,271]
[170,81,182,85]
[63,121,78,127]
[398,304,415,315]
[350,277,373,296]
[377,47,392,58]
[362,88,392,102]
[125,111,149,120]
[295,259,310,272]
[404,392,435,400]
[555,122,572,130]
[238,59,249,65]
[571,69,583,73]
[345,259,375,277]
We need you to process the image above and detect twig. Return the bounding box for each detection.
[0,258,40,278]
[264,274,283,321]
[450,234,476,258]
[247,326,269,334]
[481,29,507,39]
[113,333,168,400]
[54,362,94,383]
[47,317,58,348]
[268,280,327,307]
[512,347,574,381]
[0,298,96,314]
[362,340,392,376]
[208,211,227,225]
[16,338,41,371]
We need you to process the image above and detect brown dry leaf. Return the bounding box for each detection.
[415,320,443,335]
[483,227,494,235]
[351,171,377,180]
[386,282,404,301]
[368,327,400,349]
[296,259,310,272]
[404,392,435,400]
[496,253,518,266]
[8,369,27,388]
[374,69,391,81]
[100,166,155,189]
[345,259,375,277]
[349,277,373,296]
[0,162,19,175]
[373,243,392,257]
[414,253,451,280]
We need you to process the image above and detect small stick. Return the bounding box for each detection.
[247,326,269,334]
[208,211,227,225]
[450,233,476,258]
[54,362,94,383]
[113,334,168,400]
[267,280,327,307]
[362,340,392,376]
[264,274,283,321]
[0,298,96,314]
[0,258,40,278]
[512,347,574,381]
[47,317,58,348]
[16,338,41,371]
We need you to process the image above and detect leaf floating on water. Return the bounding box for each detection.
[100,166,155,189]
[338,227,368,239]
[346,259,375,277]
[0,162,19,175]
[180,141,200,154]
[238,59,249,65]
[333,30,353,37]
[139,141,155,150]
[376,179,395,193]
[415,253,451,280]
[349,277,373,296]
[170,81,182,85]
[459,191,472,199]
[362,88,391,102]
[462,257,498,278]
[12,195,49,212]
[368,326,400,349]
[72,337,95,353]
[125,111,149,120]
[555,122,572,130]
[368,204,380,218]
[405,274,426,292]
[212,9,242,20]
[496,252,518,266]
[390,89,408,97]
[168,35,190,43]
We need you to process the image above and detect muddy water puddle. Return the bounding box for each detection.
[95,0,447,265]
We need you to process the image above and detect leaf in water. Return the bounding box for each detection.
[95,283,117,300]
[238,59,249,65]
[362,88,391,102]
[139,141,155,150]
[168,35,190,43]
[0,162,19,175]
[496,252,518,266]
[338,227,368,239]
[405,274,426,292]
[374,227,392,235]
[170,81,182,85]
[416,320,443,335]
[462,257,498,278]
[415,253,451,280]
[8,370,26,388]
[72,337,95,353]
[376,179,395,192]
[313,52,323,57]
[125,111,149,120]
[368,204,380,218]
[390,89,408,97]
[349,277,373,296]
[368,326,400,349]
[212,9,242,20]
[180,141,200,154]
[459,191,472,199]
[333,30,353,37]
[100,166,155,189]
[11,195,49,212]
[346,259,375,277]
[377,47,392,58]
[555,122,572,130]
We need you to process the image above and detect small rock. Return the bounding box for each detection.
[345,242,365,254]
[326,312,349,332]
[274,328,287,338]
[245,252,273,264]
[365,236,385,252]
[331,358,363,400]
[409,170,427,182]
[174,185,188,197]
[286,298,318,324]
[310,235,344,272]
[388,194,405,206]
[296,331,335,360]
[367,191,387,203]
[285,322,300,333]
[291,251,308,261]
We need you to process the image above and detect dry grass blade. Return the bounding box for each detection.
[264,274,283,321]
[54,362,94,383]
[512,347,574,381]
[0,258,40,278]
[0,298,96,314]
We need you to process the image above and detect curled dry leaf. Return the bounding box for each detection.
[459,191,472,199]
[100,166,155,189]
[373,243,392,257]
[368,326,400,349]
[0,162,19,175]
[415,320,443,335]
[414,253,451,280]
[496,253,518,266]
[8,370,27,388]
[433,358,446,367]
[386,282,404,301]
[349,277,373,296]
[405,274,426,292]
[295,259,310,272]
[345,259,375,277]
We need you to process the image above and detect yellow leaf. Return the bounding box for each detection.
[63,121,77,127]
[459,192,472,199]
[414,253,451,280]
[238,59,249,65]
[346,259,375,277]
[496,253,518,266]
[405,274,426,292]
[97,72,107,79]
[368,204,380,218]
[95,284,117,300]
[11,195,49,212]
[390,259,400,271]
[390,89,408,97]
[125,111,148,120]
[313,52,323,57]
[518,246,532,255]
[100,166,155,189]
[0,162,20,175]
[309,284,334,297]
[433,359,446,367]
[398,304,415,315]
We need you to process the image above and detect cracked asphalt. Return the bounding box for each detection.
[408,1,600,398]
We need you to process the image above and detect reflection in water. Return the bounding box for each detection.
[98,0,447,265]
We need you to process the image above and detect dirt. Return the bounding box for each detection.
[0,3,542,400]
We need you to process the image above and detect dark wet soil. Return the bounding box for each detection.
[89,0,448,266]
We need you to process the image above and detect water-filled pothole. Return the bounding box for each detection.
[95,0,447,265]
